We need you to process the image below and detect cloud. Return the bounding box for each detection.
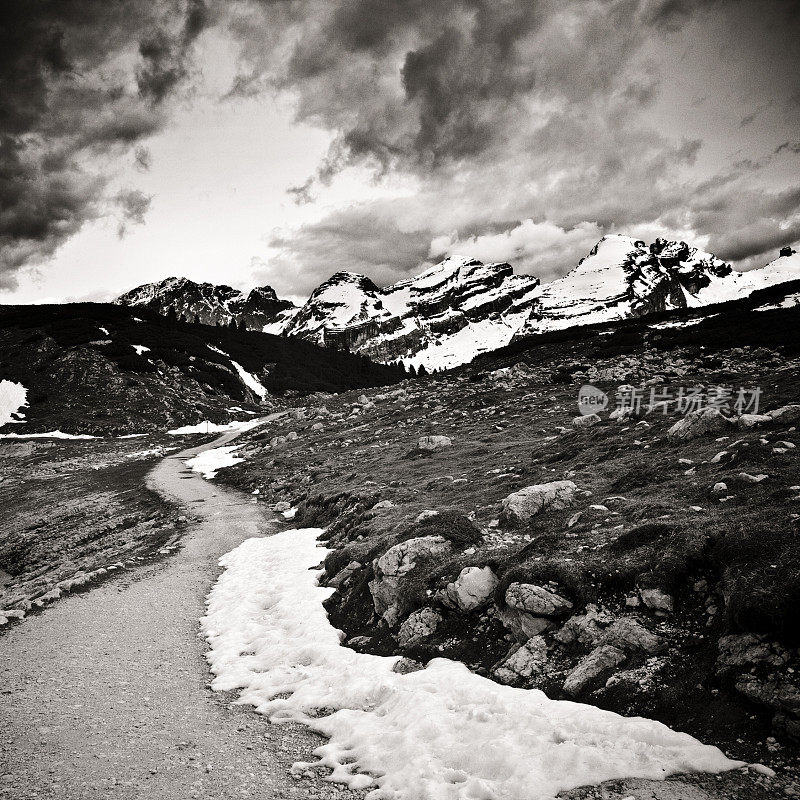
[0,0,209,288]
[430,220,604,280]
[116,189,153,237]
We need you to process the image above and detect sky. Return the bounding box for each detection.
[2,0,800,304]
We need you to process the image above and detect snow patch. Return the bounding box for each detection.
[132,345,150,355]
[208,345,268,400]
[167,419,265,435]
[0,430,97,440]
[202,529,742,800]
[0,380,28,426]
[184,446,243,479]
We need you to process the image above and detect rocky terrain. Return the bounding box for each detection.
[0,303,404,435]
[197,298,800,797]
[117,236,800,370]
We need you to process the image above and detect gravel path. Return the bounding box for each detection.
[0,426,362,800]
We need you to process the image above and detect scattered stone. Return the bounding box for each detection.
[768,404,800,425]
[417,435,452,451]
[712,482,728,495]
[494,605,554,641]
[737,472,768,484]
[392,657,425,674]
[500,481,577,525]
[573,414,601,428]
[737,413,772,429]
[396,607,443,647]
[563,645,627,695]
[444,566,499,612]
[667,408,734,441]
[328,561,362,589]
[639,588,674,614]
[600,617,664,654]
[492,636,549,685]
[505,583,573,617]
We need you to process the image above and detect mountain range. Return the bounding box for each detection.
[116,235,800,370]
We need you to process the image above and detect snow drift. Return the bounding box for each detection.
[202,528,742,800]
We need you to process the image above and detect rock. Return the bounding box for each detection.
[737,472,768,484]
[273,501,291,512]
[505,583,573,617]
[369,536,453,625]
[735,676,800,717]
[600,617,664,654]
[444,566,499,612]
[347,635,372,649]
[286,431,298,441]
[328,561,362,589]
[667,407,734,441]
[767,404,800,424]
[573,414,601,428]
[492,636,549,685]
[373,500,395,510]
[494,605,553,641]
[712,482,728,495]
[639,588,674,613]
[500,481,578,525]
[396,607,443,647]
[392,657,425,674]
[358,394,369,405]
[737,413,772,429]
[311,422,324,431]
[289,409,305,421]
[717,633,789,673]
[554,605,611,647]
[270,436,287,447]
[563,645,627,695]
[417,435,452,451]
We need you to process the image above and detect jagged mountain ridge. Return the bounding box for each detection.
[117,235,800,370]
[116,277,295,330]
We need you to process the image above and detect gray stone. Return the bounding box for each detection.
[737,413,772,429]
[417,435,452,451]
[505,583,572,617]
[492,636,549,685]
[392,657,425,674]
[573,414,601,428]
[501,481,578,525]
[396,607,443,647]
[600,618,664,654]
[667,408,735,441]
[444,566,498,612]
[494,605,554,642]
[639,588,674,613]
[563,645,627,695]
[767,404,800,425]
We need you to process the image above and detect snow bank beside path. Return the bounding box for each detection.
[185,446,243,479]
[202,529,742,800]
[0,430,97,439]
[0,380,28,426]
[168,419,264,435]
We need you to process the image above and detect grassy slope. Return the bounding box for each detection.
[211,302,800,792]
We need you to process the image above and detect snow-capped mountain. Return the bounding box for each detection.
[116,237,800,370]
[116,277,294,329]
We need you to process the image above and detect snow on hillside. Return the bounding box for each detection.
[0,380,28,427]
[115,239,800,372]
[184,446,243,479]
[203,528,742,800]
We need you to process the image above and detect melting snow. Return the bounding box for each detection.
[167,419,265,435]
[208,345,268,399]
[132,345,150,355]
[184,446,243,479]
[0,380,28,426]
[202,529,741,800]
[0,430,97,440]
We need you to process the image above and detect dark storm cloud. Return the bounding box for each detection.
[228,0,800,280]
[0,0,208,287]
[263,210,433,295]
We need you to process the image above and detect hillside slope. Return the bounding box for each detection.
[201,297,800,795]
[0,303,405,435]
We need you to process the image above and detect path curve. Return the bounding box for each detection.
[0,421,351,800]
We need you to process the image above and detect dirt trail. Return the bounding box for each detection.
[0,422,356,800]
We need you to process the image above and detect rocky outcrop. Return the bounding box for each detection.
[667,408,735,441]
[500,481,578,525]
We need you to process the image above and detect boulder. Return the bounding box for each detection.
[573,414,601,428]
[767,404,800,425]
[492,636,549,685]
[369,536,453,625]
[444,566,498,612]
[667,408,734,441]
[494,605,553,641]
[417,435,452,451]
[396,607,443,647]
[600,618,663,654]
[311,422,324,431]
[505,583,573,617]
[639,588,674,614]
[328,560,362,589]
[737,413,772,429]
[554,604,611,648]
[717,633,789,674]
[563,645,627,695]
[392,657,425,674]
[500,481,578,525]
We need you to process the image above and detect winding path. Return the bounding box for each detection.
[0,423,348,800]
